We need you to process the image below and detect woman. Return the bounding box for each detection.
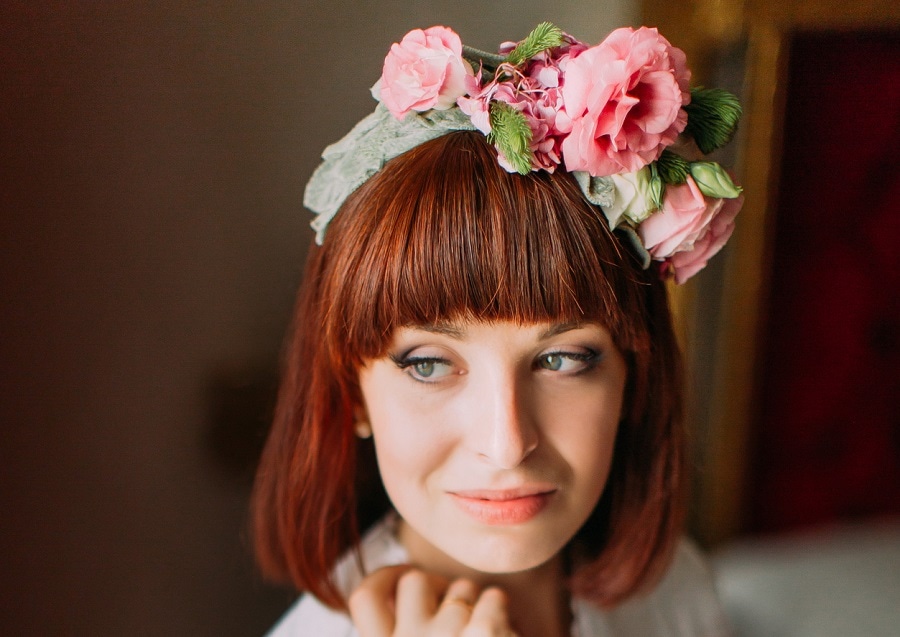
[253,23,742,636]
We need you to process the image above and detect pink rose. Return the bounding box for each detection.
[638,178,742,283]
[667,196,742,283]
[560,27,690,176]
[376,26,473,120]
[639,177,712,257]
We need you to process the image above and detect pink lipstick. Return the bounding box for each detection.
[449,488,555,525]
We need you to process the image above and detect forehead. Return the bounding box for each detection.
[397,319,592,340]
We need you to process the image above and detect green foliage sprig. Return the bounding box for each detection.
[504,22,564,66]
[648,163,665,210]
[684,88,742,154]
[656,150,691,185]
[487,102,533,175]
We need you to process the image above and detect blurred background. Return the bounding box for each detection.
[1,1,897,635]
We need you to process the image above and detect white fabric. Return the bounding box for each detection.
[712,521,900,637]
[266,515,731,636]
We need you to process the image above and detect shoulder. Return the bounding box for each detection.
[573,538,732,637]
[265,594,355,637]
[263,514,407,637]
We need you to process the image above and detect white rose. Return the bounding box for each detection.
[603,166,658,229]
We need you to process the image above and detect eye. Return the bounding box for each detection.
[392,356,455,383]
[535,350,600,374]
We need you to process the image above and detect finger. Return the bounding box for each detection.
[431,578,479,633]
[393,569,449,633]
[348,564,413,637]
[463,587,516,636]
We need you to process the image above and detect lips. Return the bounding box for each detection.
[448,487,556,525]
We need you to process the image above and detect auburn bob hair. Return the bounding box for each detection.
[252,131,686,610]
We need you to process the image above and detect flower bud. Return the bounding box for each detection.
[689,162,742,199]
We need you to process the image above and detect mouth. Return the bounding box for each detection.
[448,487,557,525]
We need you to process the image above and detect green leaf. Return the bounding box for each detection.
[648,163,665,210]
[684,87,742,154]
[487,102,533,174]
[656,150,690,185]
[504,22,564,66]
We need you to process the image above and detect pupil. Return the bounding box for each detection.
[544,354,562,370]
[416,361,434,377]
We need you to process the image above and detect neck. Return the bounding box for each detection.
[482,561,572,637]
[397,519,572,637]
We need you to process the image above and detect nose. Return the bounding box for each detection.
[471,369,539,469]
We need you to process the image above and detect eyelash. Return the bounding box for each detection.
[390,348,603,383]
[535,349,603,374]
[390,354,453,383]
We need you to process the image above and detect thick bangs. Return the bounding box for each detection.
[318,130,650,367]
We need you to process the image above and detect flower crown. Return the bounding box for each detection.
[305,23,743,283]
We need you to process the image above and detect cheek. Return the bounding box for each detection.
[366,397,456,499]
[568,413,619,482]
[360,367,444,482]
[539,385,623,492]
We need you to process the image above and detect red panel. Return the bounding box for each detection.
[746,31,900,533]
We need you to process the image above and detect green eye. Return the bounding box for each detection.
[393,356,454,383]
[413,360,437,377]
[539,354,564,371]
[536,350,601,374]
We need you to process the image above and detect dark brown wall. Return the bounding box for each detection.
[0,2,313,634]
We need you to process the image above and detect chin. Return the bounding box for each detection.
[441,532,566,575]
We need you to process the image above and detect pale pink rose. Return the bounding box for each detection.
[376,26,473,120]
[456,70,491,133]
[494,81,565,172]
[560,27,690,176]
[460,34,588,172]
[497,40,517,57]
[667,196,742,283]
[527,34,588,86]
[457,94,491,134]
[459,70,565,172]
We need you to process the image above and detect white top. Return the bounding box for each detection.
[266,515,731,637]
[712,521,900,637]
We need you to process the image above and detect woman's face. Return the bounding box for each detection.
[357,319,627,575]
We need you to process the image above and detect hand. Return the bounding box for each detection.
[348,565,518,637]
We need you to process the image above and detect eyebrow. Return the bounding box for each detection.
[539,322,584,339]
[408,321,586,340]
[412,322,467,339]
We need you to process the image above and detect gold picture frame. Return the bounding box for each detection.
[645,0,900,545]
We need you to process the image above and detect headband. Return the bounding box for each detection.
[304,23,743,284]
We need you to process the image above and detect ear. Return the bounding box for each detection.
[353,403,372,439]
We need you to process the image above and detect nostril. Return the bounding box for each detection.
[479,420,539,469]
[473,375,538,467]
